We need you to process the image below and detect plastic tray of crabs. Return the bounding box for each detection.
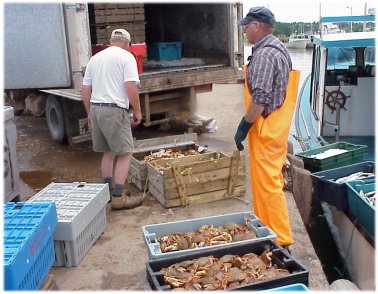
[142,211,277,260]
[146,239,309,291]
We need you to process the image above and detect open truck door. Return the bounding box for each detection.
[4,3,72,89]
[4,3,91,144]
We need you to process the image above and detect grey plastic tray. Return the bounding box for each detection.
[142,211,276,259]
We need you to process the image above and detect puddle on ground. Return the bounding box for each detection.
[19,170,57,191]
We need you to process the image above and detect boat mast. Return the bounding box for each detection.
[363,2,367,32]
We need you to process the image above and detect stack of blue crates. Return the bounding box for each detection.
[3,202,57,290]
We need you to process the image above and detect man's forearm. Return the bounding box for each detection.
[245,98,264,123]
[82,85,92,115]
[125,82,141,113]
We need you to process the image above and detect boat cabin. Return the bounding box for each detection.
[295,15,375,160]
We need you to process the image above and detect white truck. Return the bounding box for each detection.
[4,2,244,145]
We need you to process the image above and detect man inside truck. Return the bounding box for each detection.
[82,29,143,210]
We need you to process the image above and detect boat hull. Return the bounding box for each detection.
[285,39,309,49]
[322,203,375,290]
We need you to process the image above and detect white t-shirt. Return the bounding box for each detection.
[83,46,140,109]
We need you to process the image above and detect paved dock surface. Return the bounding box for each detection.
[15,83,330,290]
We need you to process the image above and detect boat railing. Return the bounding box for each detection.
[320,15,375,36]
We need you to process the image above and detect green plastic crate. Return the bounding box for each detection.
[295,142,367,172]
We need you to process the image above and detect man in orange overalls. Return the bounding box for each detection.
[234,7,300,248]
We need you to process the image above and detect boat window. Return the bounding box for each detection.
[327,48,355,70]
[364,47,375,66]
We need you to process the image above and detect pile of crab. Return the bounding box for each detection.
[158,221,257,253]
[144,148,200,163]
[161,250,290,290]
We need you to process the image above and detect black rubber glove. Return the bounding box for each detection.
[234,117,253,151]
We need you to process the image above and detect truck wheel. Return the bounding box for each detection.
[46,95,67,144]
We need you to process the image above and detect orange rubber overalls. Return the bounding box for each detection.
[244,65,300,245]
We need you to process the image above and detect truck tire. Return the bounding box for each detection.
[46,95,67,144]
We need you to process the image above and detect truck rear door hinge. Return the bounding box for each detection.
[65,3,85,11]
[72,69,84,76]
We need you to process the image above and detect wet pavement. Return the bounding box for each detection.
[14,83,329,290]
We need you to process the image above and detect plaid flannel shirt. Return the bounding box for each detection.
[247,34,292,117]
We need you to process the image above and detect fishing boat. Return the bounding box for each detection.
[323,23,346,34]
[285,33,311,49]
[294,15,375,290]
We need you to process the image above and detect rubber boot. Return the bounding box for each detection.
[111,192,142,210]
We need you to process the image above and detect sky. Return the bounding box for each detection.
[242,0,376,23]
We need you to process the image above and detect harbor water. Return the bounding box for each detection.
[244,43,351,284]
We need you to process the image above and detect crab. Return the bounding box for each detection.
[259,249,273,266]
[209,232,233,245]
[177,236,190,250]
[157,220,258,254]
[232,231,257,242]
[196,256,215,268]
[258,266,290,281]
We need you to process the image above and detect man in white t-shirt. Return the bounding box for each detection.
[82,29,143,210]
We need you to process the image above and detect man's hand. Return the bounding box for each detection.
[132,110,142,126]
[234,117,253,151]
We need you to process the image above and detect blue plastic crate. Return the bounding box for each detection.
[346,178,375,236]
[263,283,309,291]
[4,202,58,290]
[147,42,182,61]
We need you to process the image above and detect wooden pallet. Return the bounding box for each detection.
[147,151,246,208]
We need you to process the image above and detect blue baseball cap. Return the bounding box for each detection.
[238,7,275,26]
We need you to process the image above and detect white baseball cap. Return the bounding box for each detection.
[111,29,131,42]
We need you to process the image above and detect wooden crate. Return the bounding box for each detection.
[147,151,246,208]
[92,3,146,44]
[94,23,146,45]
[128,133,206,190]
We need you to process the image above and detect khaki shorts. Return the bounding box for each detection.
[90,106,134,155]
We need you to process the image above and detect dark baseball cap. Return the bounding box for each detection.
[238,6,275,26]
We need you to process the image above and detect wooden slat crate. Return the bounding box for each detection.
[147,151,246,208]
[128,133,206,190]
[92,3,146,44]
[93,3,144,10]
[95,23,145,44]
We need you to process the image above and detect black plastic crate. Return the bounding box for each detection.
[311,161,375,210]
[146,239,308,291]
